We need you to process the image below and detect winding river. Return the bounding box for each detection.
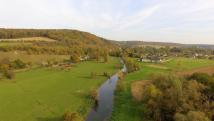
[85,64,126,121]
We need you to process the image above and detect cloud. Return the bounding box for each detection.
[0,0,214,44]
[115,4,161,30]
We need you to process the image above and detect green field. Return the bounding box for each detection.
[0,42,33,47]
[0,52,70,64]
[111,57,214,121]
[0,37,56,42]
[0,57,120,121]
[0,37,56,47]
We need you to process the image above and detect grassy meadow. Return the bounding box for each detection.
[0,37,56,47]
[0,57,120,121]
[111,57,214,121]
[0,52,70,64]
[0,37,56,42]
[0,42,32,47]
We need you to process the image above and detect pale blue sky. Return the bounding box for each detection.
[0,0,214,44]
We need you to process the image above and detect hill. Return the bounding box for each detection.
[0,28,116,48]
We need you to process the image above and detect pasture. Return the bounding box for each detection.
[0,42,32,47]
[111,57,214,121]
[0,57,120,121]
[0,37,56,42]
[0,52,70,64]
[0,37,57,47]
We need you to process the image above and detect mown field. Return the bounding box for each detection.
[0,57,120,121]
[0,37,56,42]
[111,57,214,121]
[0,52,70,64]
[0,42,32,47]
[0,37,56,47]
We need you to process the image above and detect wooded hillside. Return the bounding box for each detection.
[0,28,116,48]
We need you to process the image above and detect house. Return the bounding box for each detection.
[151,56,162,63]
[138,58,150,62]
[138,55,164,63]
[194,53,206,59]
[149,56,163,63]
[80,55,90,61]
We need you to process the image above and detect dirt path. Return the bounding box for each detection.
[177,66,214,76]
[131,80,151,102]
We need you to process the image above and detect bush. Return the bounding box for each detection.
[116,71,126,92]
[90,89,98,101]
[63,112,83,121]
[187,111,210,121]
[70,54,80,63]
[11,59,26,69]
[4,70,15,79]
[208,56,214,60]
[116,79,124,92]
[118,71,125,80]
[103,72,110,78]
[175,111,211,121]
[0,72,3,80]
[174,112,187,121]
[140,74,212,121]
[123,58,140,73]
[103,49,109,63]
[188,73,213,85]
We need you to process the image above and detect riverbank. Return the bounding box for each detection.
[86,64,126,121]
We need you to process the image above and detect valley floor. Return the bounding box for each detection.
[0,57,120,121]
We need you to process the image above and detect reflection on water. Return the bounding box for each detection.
[85,65,126,121]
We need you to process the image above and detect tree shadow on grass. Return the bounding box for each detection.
[78,74,105,79]
[36,117,62,121]
[78,75,91,79]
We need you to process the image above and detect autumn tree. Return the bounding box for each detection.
[123,57,140,73]
[175,111,210,121]
[103,49,109,63]
[70,53,80,63]
[140,74,212,121]
[95,48,100,62]
[63,112,83,121]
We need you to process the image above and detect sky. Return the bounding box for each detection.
[0,0,214,44]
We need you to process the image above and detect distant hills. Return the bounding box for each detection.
[117,41,214,49]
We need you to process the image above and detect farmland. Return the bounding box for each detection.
[0,57,120,121]
[0,37,57,42]
[0,52,70,64]
[0,37,56,47]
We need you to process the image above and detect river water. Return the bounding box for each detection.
[85,65,126,121]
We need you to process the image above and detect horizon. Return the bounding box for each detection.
[0,0,214,44]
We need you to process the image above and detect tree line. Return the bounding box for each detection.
[121,46,214,59]
[139,73,214,121]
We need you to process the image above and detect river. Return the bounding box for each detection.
[85,64,126,121]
